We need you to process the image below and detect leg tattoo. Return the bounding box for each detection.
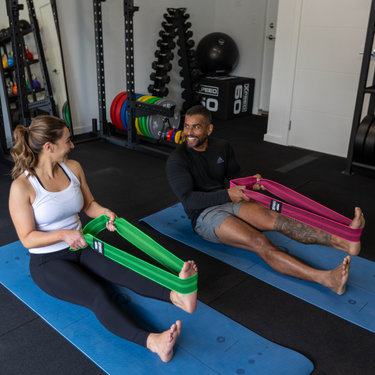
[274,215,332,246]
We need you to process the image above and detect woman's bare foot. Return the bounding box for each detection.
[170,261,198,313]
[147,321,182,362]
[323,256,351,295]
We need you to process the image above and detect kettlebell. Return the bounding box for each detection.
[7,51,14,67]
[7,81,13,95]
[32,74,41,89]
[2,54,7,69]
[25,45,33,60]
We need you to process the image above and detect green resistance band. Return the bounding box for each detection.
[70,215,197,294]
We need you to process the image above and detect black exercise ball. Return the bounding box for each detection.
[196,32,239,76]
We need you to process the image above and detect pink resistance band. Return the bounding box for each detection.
[230,176,363,242]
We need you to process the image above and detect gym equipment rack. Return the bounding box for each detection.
[93,0,177,159]
[5,0,56,125]
[0,59,11,162]
[0,0,74,157]
[345,0,375,174]
[148,8,201,111]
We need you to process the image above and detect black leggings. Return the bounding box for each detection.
[29,247,172,348]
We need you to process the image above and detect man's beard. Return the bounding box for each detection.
[186,134,208,149]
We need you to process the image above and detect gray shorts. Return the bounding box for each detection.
[194,201,243,244]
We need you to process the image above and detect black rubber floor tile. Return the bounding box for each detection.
[0,318,105,375]
[0,286,37,337]
[209,276,375,375]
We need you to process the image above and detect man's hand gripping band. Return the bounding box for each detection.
[230,176,362,242]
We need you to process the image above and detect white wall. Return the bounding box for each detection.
[214,0,268,115]
[266,0,372,157]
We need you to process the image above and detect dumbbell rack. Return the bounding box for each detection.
[344,0,375,174]
[148,8,201,111]
[93,0,176,159]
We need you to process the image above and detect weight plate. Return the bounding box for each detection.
[156,98,181,129]
[136,96,151,135]
[174,130,182,143]
[146,97,163,137]
[143,96,161,138]
[135,95,148,135]
[141,97,153,138]
[65,103,71,126]
[354,114,375,162]
[363,122,375,165]
[112,92,127,129]
[149,99,180,139]
[110,92,126,127]
[134,95,146,135]
[148,99,168,139]
[115,92,127,129]
[61,101,68,124]
[169,129,175,143]
[139,96,153,137]
[120,99,128,130]
[125,94,143,132]
[167,129,174,142]
[172,129,178,143]
[146,97,162,138]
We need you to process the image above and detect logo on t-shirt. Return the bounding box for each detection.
[217,157,224,164]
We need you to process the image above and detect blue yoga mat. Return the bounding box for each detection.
[0,241,313,375]
[141,203,375,333]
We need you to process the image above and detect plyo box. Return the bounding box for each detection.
[196,76,255,120]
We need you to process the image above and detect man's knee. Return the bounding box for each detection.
[248,232,274,254]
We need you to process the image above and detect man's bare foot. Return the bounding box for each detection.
[323,256,351,295]
[170,261,198,313]
[334,207,365,256]
[347,207,365,255]
[147,321,182,362]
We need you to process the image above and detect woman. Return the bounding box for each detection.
[8,115,197,363]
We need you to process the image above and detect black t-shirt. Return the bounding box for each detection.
[166,137,245,229]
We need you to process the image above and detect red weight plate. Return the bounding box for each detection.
[167,129,174,142]
[115,92,127,129]
[110,92,126,127]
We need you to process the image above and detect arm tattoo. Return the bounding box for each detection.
[274,215,332,246]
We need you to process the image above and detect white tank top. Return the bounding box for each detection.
[26,162,84,254]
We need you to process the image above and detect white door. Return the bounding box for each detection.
[259,0,279,113]
[34,0,67,118]
[288,0,370,157]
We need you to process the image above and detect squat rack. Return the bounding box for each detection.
[1,0,72,163]
[344,0,375,174]
[6,0,57,125]
[93,0,176,159]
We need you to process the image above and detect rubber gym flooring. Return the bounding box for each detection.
[0,114,374,375]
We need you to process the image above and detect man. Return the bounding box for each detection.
[166,105,365,295]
